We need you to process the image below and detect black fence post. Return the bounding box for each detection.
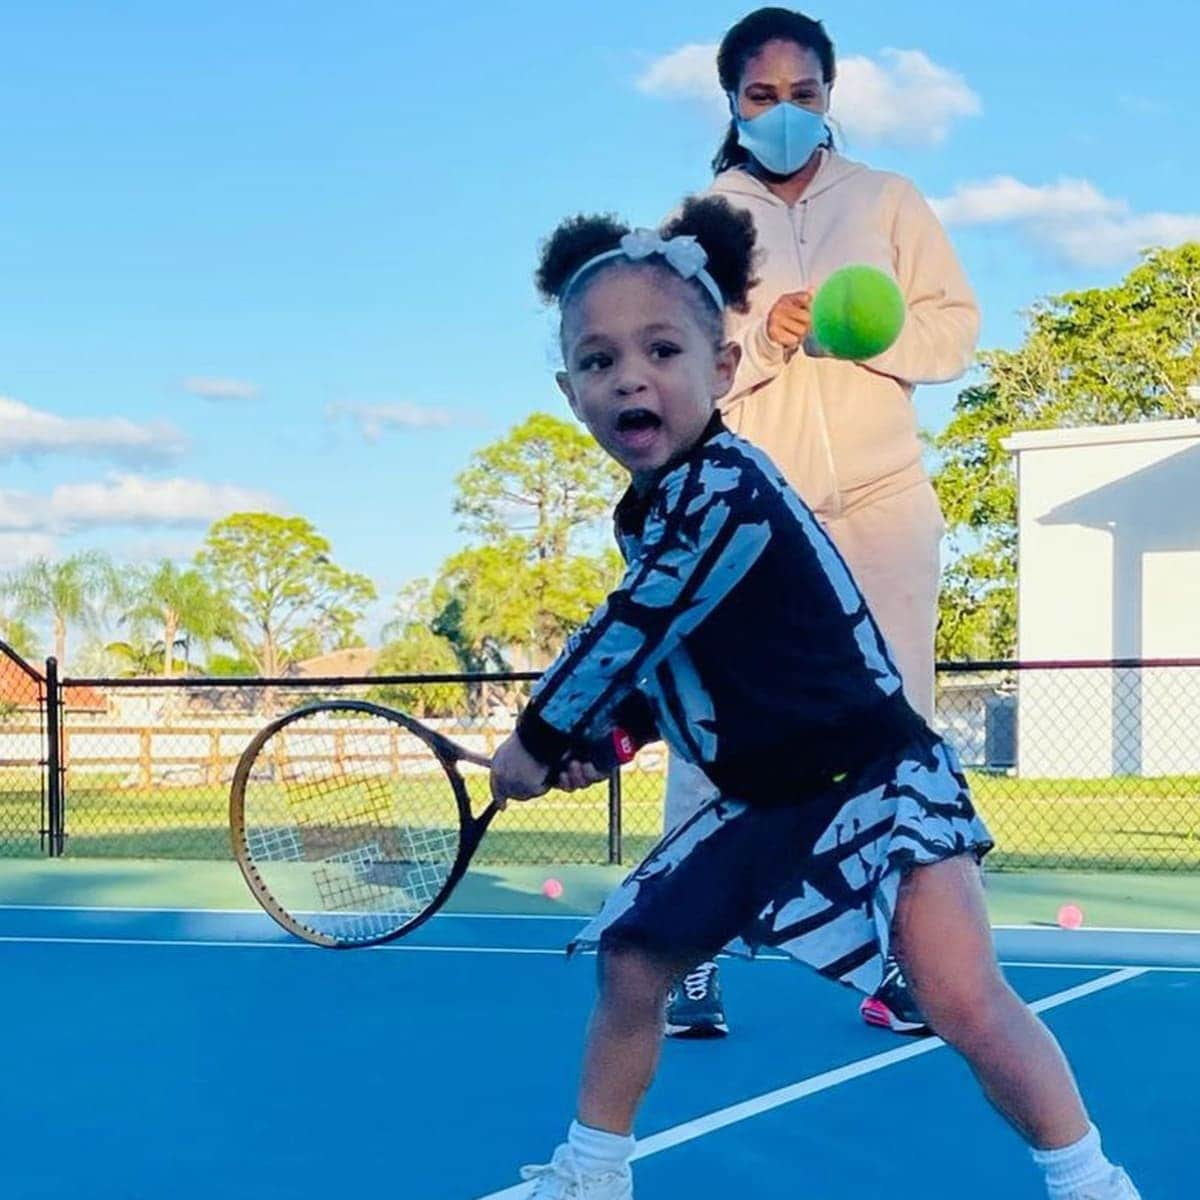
[607,767,622,866]
[44,657,63,858]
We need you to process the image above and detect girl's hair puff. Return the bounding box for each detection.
[535,196,757,344]
[534,213,630,305]
[662,195,756,314]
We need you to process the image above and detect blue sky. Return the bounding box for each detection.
[2,1,1198,645]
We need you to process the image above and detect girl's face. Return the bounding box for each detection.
[735,39,829,120]
[557,266,738,486]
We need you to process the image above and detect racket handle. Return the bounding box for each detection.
[586,726,640,772]
[463,732,633,777]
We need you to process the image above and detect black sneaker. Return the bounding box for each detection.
[665,960,729,1038]
[859,956,930,1035]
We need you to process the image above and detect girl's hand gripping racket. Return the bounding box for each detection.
[229,699,635,948]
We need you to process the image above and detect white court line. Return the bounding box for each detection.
[994,923,1200,935]
[1007,960,1197,973]
[0,935,560,955]
[472,968,1147,1200]
[0,903,264,915]
[0,933,1198,973]
[1,905,1197,936]
[0,903,586,921]
[0,935,315,952]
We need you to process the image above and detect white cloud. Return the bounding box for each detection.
[1050,214,1200,268]
[930,176,1120,225]
[182,376,261,402]
[931,175,1200,267]
[116,535,206,563]
[0,492,42,531]
[52,476,283,528]
[0,396,186,465]
[635,43,979,146]
[327,400,455,442]
[833,51,980,147]
[0,533,57,568]
[636,43,719,102]
[0,476,283,534]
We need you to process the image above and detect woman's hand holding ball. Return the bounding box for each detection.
[766,290,813,350]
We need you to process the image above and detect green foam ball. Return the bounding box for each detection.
[811,265,906,360]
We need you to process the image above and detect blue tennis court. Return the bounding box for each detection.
[0,904,1192,1198]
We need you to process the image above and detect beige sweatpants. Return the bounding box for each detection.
[663,479,945,830]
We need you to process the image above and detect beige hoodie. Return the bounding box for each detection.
[706,151,979,518]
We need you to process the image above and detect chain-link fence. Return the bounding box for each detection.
[617,659,1200,871]
[0,645,48,857]
[55,672,616,866]
[0,649,1196,870]
[936,660,1200,871]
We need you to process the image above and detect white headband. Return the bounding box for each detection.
[560,229,725,311]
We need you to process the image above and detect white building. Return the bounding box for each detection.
[1003,419,1200,777]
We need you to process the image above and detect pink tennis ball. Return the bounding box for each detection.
[1057,903,1084,930]
[541,878,564,901]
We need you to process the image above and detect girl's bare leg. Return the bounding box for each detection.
[894,856,1090,1149]
[576,943,688,1133]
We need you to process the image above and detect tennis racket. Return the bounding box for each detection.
[230,698,635,948]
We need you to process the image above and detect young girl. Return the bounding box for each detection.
[487,197,1140,1200]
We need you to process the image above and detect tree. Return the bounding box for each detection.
[933,242,1200,660]
[2,551,122,668]
[197,513,377,677]
[434,540,621,670]
[434,414,625,668]
[123,559,238,676]
[204,650,260,677]
[100,638,180,678]
[0,612,39,662]
[369,624,465,717]
[380,579,439,641]
[454,413,625,559]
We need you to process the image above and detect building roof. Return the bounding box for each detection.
[0,657,107,711]
[287,646,380,678]
[1004,418,1200,454]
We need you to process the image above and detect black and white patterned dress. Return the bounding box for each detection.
[516,415,992,993]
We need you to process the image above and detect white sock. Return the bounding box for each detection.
[1031,1125,1115,1197]
[568,1120,635,1175]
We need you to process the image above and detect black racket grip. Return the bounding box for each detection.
[580,727,640,772]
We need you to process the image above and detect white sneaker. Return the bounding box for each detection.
[519,1144,633,1199]
[1059,1167,1142,1199]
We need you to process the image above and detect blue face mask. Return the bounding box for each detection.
[732,99,828,176]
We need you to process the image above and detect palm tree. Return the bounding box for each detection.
[123,560,238,676]
[3,551,121,669]
[102,638,174,677]
[0,611,39,662]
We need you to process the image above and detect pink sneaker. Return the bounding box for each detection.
[859,957,930,1035]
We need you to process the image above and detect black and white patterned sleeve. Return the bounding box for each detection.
[516,453,772,765]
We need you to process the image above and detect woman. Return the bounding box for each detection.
[663,6,980,1040]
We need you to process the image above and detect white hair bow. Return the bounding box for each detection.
[619,230,709,280]
[561,230,725,310]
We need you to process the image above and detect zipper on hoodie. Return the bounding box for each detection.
[790,192,842,517]
[791,198,809,286]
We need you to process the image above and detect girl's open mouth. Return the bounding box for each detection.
[614,408,662,450]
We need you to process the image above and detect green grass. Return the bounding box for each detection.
[0,767,1196,870]
[964,771,1200,870]
[618,769,1200,870]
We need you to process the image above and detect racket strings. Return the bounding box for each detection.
[391,825,461,907]
[246,823,304,863]
[238,713,464,943]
